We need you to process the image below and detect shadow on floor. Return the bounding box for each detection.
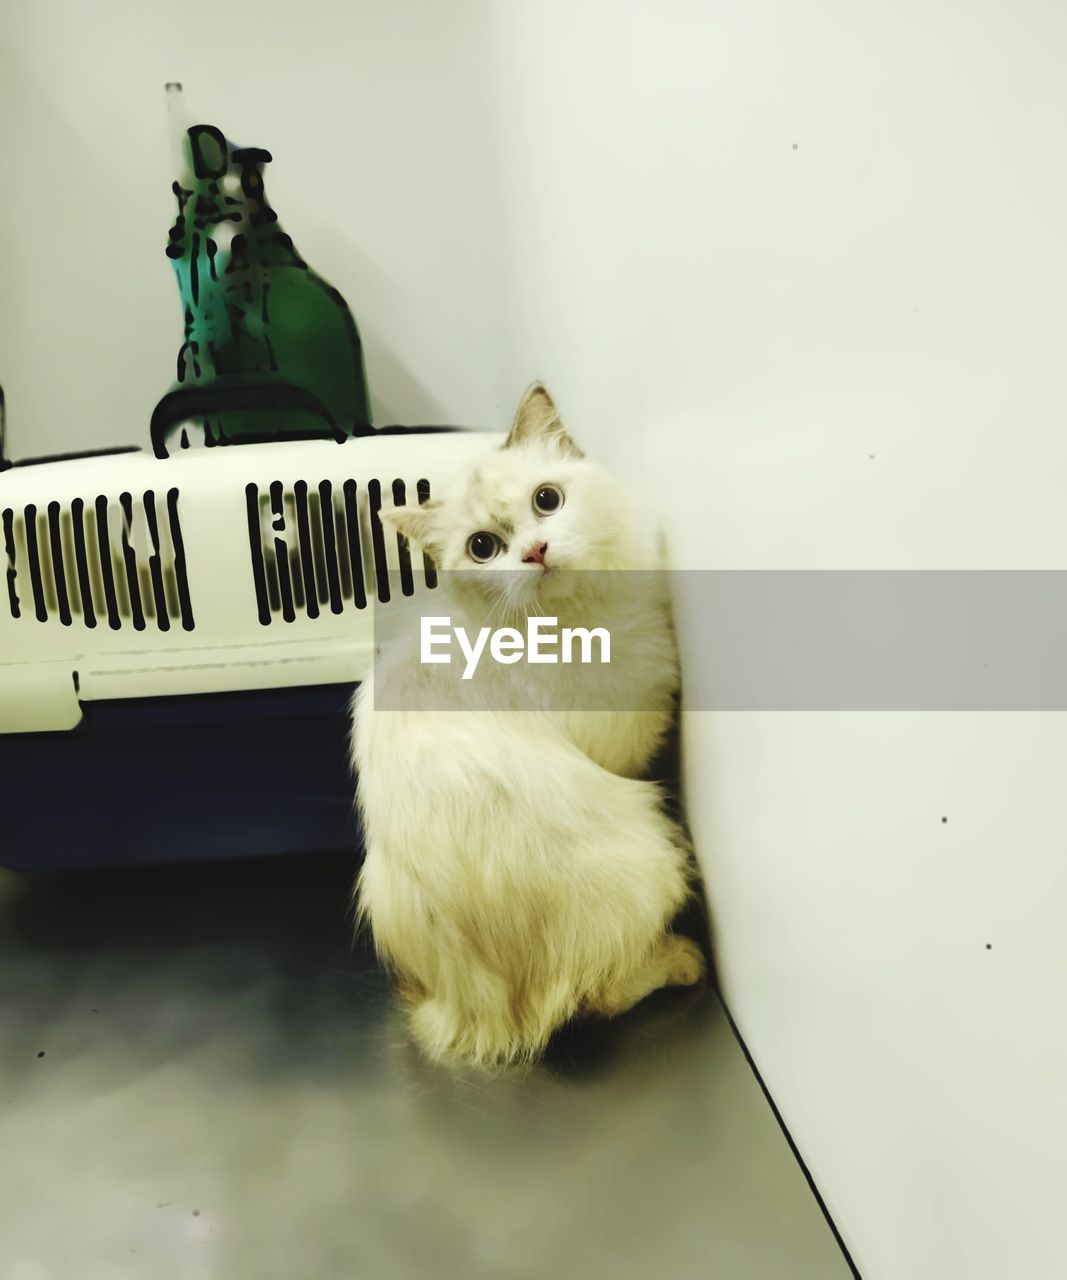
[2,852,709,1084]
[0,854,852,1280]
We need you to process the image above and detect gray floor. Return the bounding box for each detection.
[0,855,852,1280]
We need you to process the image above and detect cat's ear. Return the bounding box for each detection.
[505,383,584,458]
[381,501,441,554]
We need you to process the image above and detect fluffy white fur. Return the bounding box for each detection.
[351,385,703,1066]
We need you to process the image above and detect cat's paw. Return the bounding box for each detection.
[666,936,707,988]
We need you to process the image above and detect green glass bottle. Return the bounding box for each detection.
[152,92,372,457]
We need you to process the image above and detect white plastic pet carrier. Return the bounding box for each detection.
[0,433,500,734]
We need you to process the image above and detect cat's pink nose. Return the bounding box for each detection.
[522,541,548,565]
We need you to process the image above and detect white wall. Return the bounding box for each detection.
[488,3,1067,1277]
[5,3,1067,1276]
[0,0,510,459]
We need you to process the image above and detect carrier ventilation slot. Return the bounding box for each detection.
[1,489,194,631]
[245,477,436,625]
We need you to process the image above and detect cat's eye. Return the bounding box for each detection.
[533,484,564,515]
[467,531,502,563]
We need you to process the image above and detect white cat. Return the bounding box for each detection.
[351,385,704,1066]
